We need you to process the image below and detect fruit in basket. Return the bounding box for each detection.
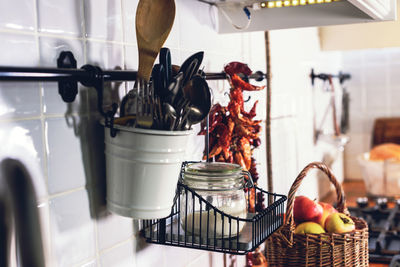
[325,212,355,233]
[294,196,323,223]
[294,222,326,234]
[318,202,337,227]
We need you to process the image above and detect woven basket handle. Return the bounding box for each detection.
[284,162,348,227]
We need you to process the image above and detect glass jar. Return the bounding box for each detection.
[179,162,251,238]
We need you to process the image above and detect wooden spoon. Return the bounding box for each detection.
[136,0,176,81]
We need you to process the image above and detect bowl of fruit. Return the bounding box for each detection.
[266,162,369,267]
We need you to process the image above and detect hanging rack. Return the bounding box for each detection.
[310,68,351,86]
[0,51,266,137]
[310,68,351,146]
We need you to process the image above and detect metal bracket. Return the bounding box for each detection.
[310,68,351,86]
[56,52,118,138]
[80,64,118,138]
[57,51,78,102]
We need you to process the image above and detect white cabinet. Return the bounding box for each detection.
[319,0,400,50]
[205,0,397,33]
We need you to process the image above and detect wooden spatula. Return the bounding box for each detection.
[136,0,176,81]
[120,0,175,117]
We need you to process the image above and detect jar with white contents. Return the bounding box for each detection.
[180,162,252,238]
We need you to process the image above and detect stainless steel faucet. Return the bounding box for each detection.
[0,158,45,267]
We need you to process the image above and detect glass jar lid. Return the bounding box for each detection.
[183,162,245,191]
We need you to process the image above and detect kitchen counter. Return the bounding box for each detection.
[322,180,389,267]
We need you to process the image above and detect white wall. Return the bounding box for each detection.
[342,48,400,180]
[269,28,344,199]
[0,0,343,266]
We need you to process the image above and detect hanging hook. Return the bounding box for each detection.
[244,95,251,103]
[80,64,118,137]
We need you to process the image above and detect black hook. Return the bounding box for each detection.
[224,91,251,102]
[339,71,351,85]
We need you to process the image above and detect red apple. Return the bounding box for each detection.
[294,222,326,234]
[325,212,355,234]
[293,196,323,224]
[318,202,337,227]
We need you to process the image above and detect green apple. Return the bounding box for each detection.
[294,222,326,234]
[325,212,355,234]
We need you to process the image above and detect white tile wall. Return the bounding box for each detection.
[45,117,86,194]
[0,32,40,118]
[0,0,345,266]
[84,0,123,42]
[37,0,84,37]
[342,47,400,180]
[0,0,35,31]
[99,239,135,267]
[48,189,96,266]
[39,36,85,114]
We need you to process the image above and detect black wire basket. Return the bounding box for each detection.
[141,161,287,255]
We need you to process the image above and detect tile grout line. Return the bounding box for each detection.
[32,0,55,265]
[81,0,101,265]
[97,235,135,256]
[120,0,129,94]
[47,186,86,199]
[0,27,138,47]
[71,234,136,267]
[0,112,85,123]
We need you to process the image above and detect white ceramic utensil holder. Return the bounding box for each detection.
[104,123,192,219]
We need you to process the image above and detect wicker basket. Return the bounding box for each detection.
[266,162,369,267]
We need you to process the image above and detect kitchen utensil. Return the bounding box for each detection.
[163,102,177,130]
[340,87,350,134]
[171,52,204,109]
[328,76,341,136]
[120,89,137,117]
[135,0,175,82]
[114,115,136,126]
[135,82,154,129]
[152,95,163,129]
[179,106,202,130]
[183,75,211,121]
[159,47,172,86]
[152,64,169,100]
[120,0,175,117]
[166,72,183,105]
[179,52,204,87]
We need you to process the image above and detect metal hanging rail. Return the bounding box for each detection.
[0,51,266,103]
[0,52,266,86]
[310,68,351,85]
[0,66,138,82]
[0,51,266,138]
[0,67,265,82]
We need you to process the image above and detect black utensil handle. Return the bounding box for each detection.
[160,47,172,85]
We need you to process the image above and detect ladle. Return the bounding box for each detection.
[181,106,203,130]
[180,75,211,129]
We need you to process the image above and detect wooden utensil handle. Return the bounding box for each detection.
[284,162,348,227]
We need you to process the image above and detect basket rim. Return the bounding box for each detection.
[284,162,347,227]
